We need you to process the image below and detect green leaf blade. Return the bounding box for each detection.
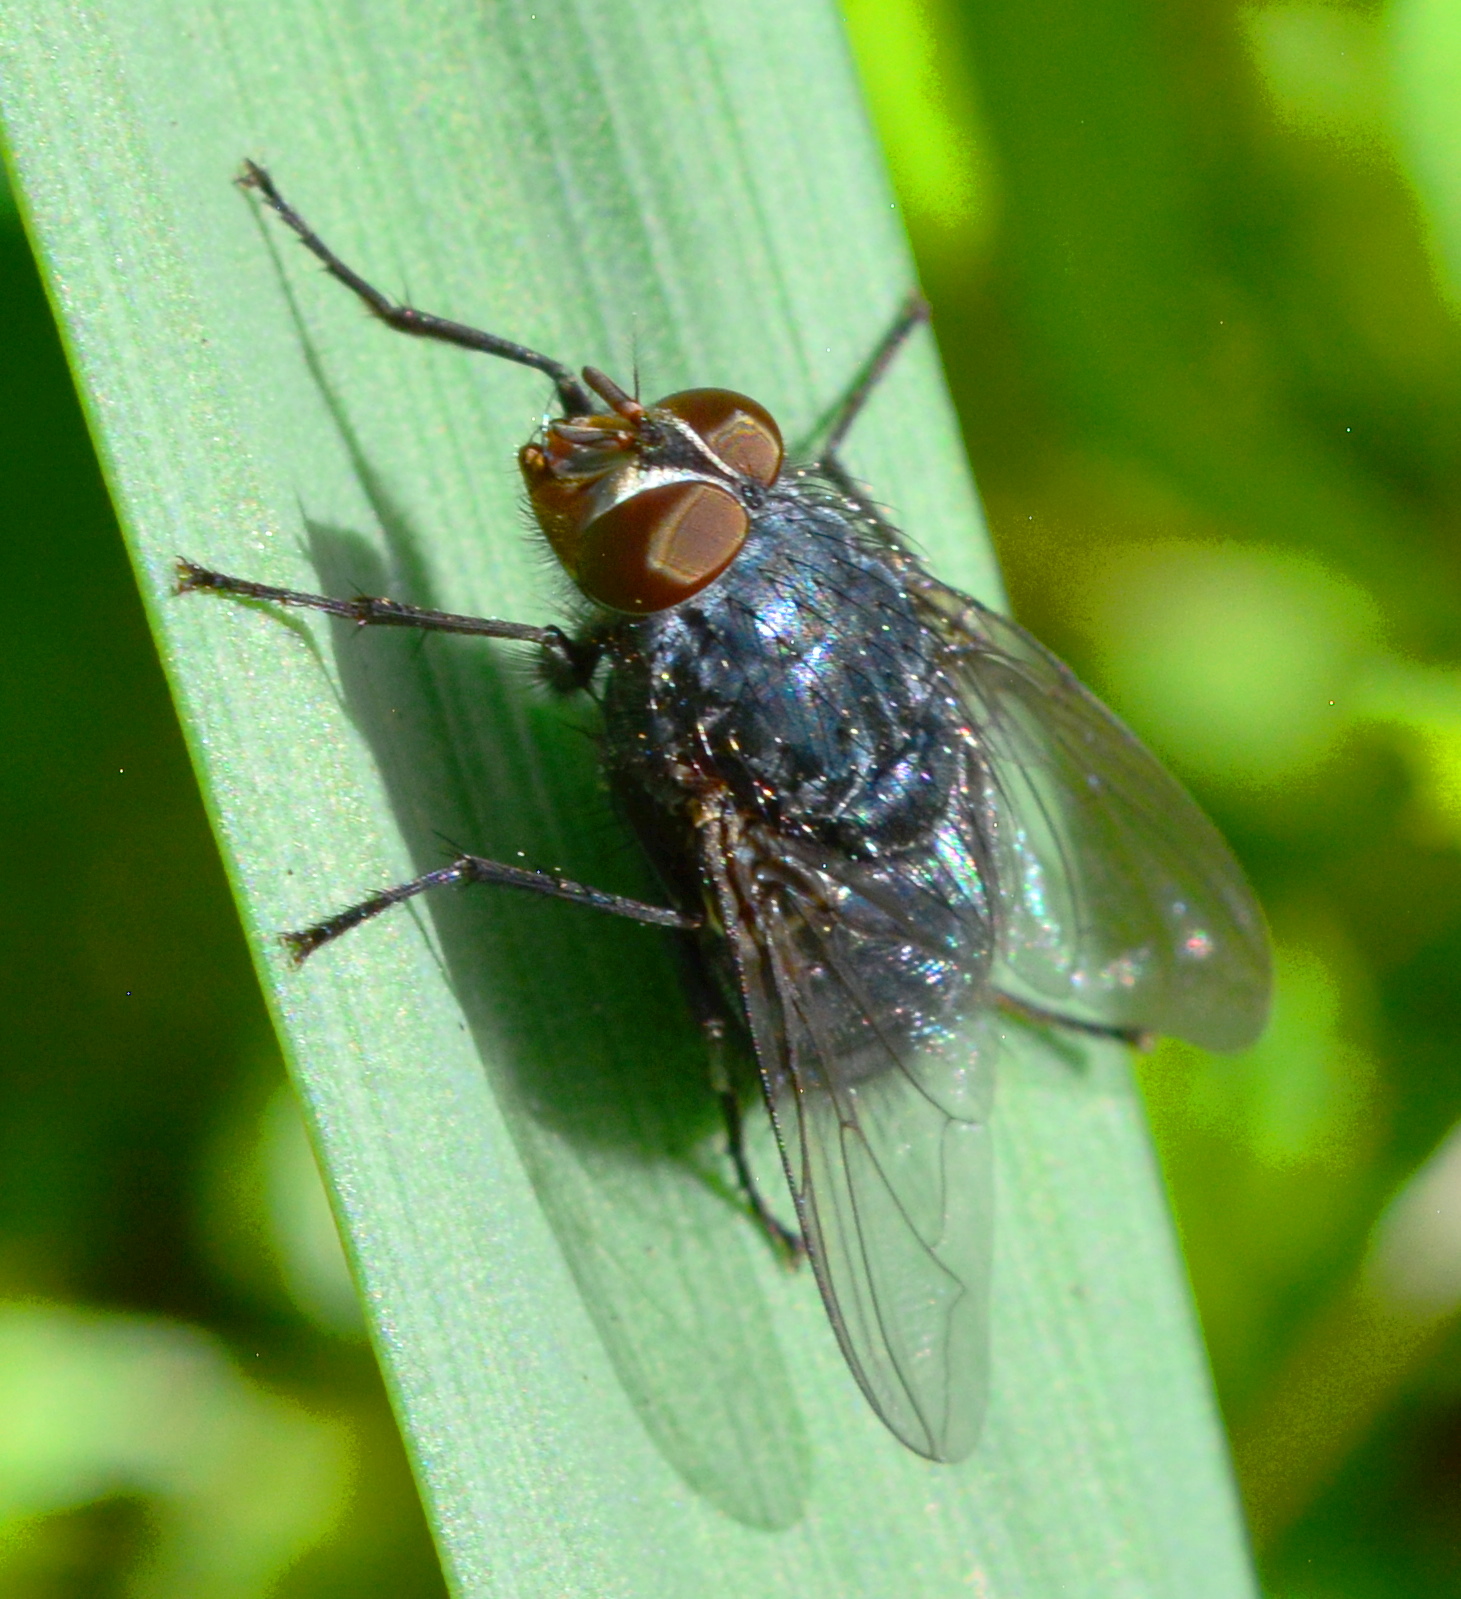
[1,0,1254,1591]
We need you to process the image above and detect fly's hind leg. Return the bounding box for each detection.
[995,990,1154,1052]
[177,562,678,958]
[704,1016,806,1264]
[677,943,805,1262]
[285,855,697,963]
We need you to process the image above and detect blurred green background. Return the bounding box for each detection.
[3,0,1461,1592]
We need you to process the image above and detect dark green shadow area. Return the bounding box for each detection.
[278,295,811,1526]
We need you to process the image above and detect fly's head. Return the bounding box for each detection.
[519,367,784,615]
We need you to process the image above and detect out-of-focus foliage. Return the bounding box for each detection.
[0,189,445,1595]
[6,0,1461,1590]
[845,0,1461,1593]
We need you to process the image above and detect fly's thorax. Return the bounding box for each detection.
[599,497,968,859]
[519,371,783,616]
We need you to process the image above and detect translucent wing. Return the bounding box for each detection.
[915,579,1271,1051]
[702,808,996,1462]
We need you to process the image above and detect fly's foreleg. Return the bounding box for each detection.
[813,292,930,535]
[237,161,592,415]
[818,291,931,464]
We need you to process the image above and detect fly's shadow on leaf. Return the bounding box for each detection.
[270,267,810,1526]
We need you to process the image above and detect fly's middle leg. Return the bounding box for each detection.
[177,558,601,687]
[178,559,681,957]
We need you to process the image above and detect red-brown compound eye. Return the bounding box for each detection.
[655,389,784,486]
[577,480,749,614]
